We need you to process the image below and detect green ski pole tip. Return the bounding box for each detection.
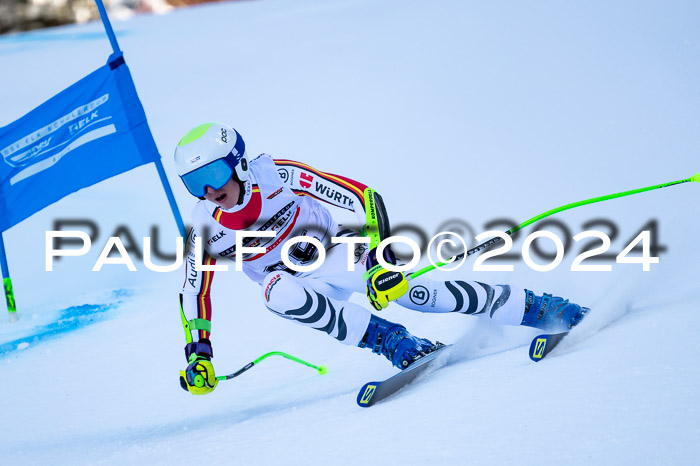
[691,172,700,183]
[317,365,328,375]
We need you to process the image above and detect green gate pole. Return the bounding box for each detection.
[0,231,17,321]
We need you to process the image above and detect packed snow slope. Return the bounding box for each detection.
[1,0,699,464]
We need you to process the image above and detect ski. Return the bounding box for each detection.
[529,304,593,362]
[356,344,451,408]
[529,332,569,362]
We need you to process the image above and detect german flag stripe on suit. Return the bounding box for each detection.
[273,159,368,211]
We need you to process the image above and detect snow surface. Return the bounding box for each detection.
[1,0,699,464]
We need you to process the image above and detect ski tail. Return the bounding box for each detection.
[529,332,569,362]
[357,382,381,407]
[356,343,450,408]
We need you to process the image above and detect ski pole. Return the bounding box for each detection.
[408,172,700,280]
[217,351,328,381]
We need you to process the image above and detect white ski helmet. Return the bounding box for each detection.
[174,123,248,197]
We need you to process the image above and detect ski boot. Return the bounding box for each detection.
[359,314,440,369]
[520,289,590,333]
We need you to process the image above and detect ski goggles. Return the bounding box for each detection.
[180,159,233,197]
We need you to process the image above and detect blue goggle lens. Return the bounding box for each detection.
[181,159,233,197]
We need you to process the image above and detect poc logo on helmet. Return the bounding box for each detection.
[221,128,228,143]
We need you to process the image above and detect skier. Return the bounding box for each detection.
[176,123,589,395]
